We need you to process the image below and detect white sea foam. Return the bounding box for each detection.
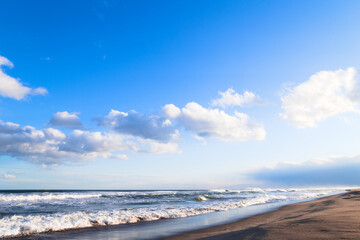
[0,193,102,202]
[0,191,183,203]
[195,195,207,202]
[0,188,346,238]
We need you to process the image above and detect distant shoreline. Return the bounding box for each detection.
[159,189,360,240]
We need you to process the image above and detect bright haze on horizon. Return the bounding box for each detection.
[1,0,360,189]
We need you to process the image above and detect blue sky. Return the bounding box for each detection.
[1,0,360,189]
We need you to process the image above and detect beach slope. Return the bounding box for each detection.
[160,189,360,240]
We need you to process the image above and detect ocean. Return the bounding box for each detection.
[0,187,347,238]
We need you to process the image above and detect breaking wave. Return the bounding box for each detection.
[0,187,347,238]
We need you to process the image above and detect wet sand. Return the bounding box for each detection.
[160,189,360,240]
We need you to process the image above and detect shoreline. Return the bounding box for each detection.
[3,190,347,240]
[7,198,296,240]
[159,189,360,240]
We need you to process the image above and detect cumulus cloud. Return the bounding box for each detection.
[280,67,360,128]
[100,109,179,142]
[163,102,265,141]
[0,56,48,100]
[248,156,360,187]
[0,119,179,165]
[49,111,84,129]
[211,88,259,108]
[0,86,265,164]
[58,130,134,159]
[163,104,181,118]
[0,121,67,164]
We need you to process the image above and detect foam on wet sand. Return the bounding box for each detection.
[160,189,360,240]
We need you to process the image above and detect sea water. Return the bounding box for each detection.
[0,187,347,238]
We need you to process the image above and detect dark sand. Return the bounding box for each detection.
[160,189,360,240]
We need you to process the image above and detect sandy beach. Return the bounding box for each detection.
[160,189,360,240]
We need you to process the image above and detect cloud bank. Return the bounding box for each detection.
[0,119,178,165]
[248,156,360,187]
[0,56,48,100]
[281,68,360,127]
[0,83,264,165]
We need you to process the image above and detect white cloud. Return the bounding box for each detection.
[163,104,181,118]
[100,109,179,142]
[58,130,135,160]
[280,67,360,127]
[211,88,259,108]
[49,111,84,129]
[164,102,265,141]
[0,121,67,164]
[32,87,48,95]
[0,56,48,100]
[138,138,181,154]
[0,117,180,165]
